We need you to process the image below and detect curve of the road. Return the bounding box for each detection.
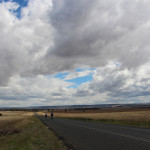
[37,115,150,150]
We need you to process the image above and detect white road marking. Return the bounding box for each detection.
[79,125,150,143]
[41,117,150,143]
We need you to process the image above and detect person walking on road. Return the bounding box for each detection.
[45,113,48,119]
[51,111,54,119]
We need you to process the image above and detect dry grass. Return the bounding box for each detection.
[0,111,33,129]
[0,111,33,120]
[54,111,150,122]
[52,110,150,127]
[37,111,45,116]
[0,111,67,150]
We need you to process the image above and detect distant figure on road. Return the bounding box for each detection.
[45,113,48,119]
[51,111,54,119]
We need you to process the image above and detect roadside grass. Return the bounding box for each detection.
[54,110,150,128]
[0,111,33,129]
[0,111,67,150]
[65,117,150,128]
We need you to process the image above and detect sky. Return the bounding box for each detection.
[0,0,150,107]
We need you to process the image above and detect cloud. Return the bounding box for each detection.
[1,63,150,106]
[43,0,150,71]
[64,69,94,80]
[1,0,150,84]
[75,62,150,102]
[1,0,150,106]
[0,75,75,106]
[0,0,53,85]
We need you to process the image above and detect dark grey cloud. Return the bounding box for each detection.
[0,41,24,85]
[41,0,150,73]
[110,91,150,99]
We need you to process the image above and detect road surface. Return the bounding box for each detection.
[37,115,150,150]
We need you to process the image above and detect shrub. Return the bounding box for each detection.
[0,128,21,136]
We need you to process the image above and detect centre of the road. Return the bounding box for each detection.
[78,124,150,143]
[59,119,150,143]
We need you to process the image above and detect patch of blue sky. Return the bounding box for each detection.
[2,0,29,19]
[55,68,95,79]
[54,72,70,80]
[3,0,28,6]
[75,68,96,72]
[115,62,121,66]
[48,68,95,88]
[66,74,93,88]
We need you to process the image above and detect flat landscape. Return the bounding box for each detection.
[37,109,150,149]
[1,109,150,150]
[0,111,67,150]
[38,112,150,150]
[40,109,150,127]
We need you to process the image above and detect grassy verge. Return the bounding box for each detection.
[0,112,67,150]
[64,117,150,128]
[53,110,150,128]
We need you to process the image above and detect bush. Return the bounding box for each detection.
[0,113,2,116]
[0,128,21,136]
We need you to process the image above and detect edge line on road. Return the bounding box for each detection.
[82,125,150,143]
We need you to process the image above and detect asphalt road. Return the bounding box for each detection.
[37,115,150,150]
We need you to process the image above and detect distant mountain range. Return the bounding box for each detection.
[1,103,150,110]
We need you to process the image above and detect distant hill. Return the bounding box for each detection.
[1,103,150,110]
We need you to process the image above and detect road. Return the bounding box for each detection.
[37,115,150,150]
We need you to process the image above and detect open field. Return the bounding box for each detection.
[42,110,150,127]
[0,111,33,129]
[0,111,67,150]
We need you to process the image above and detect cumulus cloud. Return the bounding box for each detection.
[1,0,150,83]
[0,75,75,106]
[44,0,150,71]
[0,0,150,106]
[0,0,53,84]
[64,69,94,80]
[1,63,150,106]
[76,63,150,103]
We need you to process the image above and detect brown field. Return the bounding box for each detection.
[0,111,33,120]
[54,110,150,122]
[0,111,67,150]
[40,109,150,127]
[0,111,33,129]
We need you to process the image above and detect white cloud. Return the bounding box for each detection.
[75,62,150,103]
[0,75,75,106]
[64,69,95,80]
[0,0,150,106]
[0,0,54,84]
[1,63,150,106]
[1,0,150,82]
